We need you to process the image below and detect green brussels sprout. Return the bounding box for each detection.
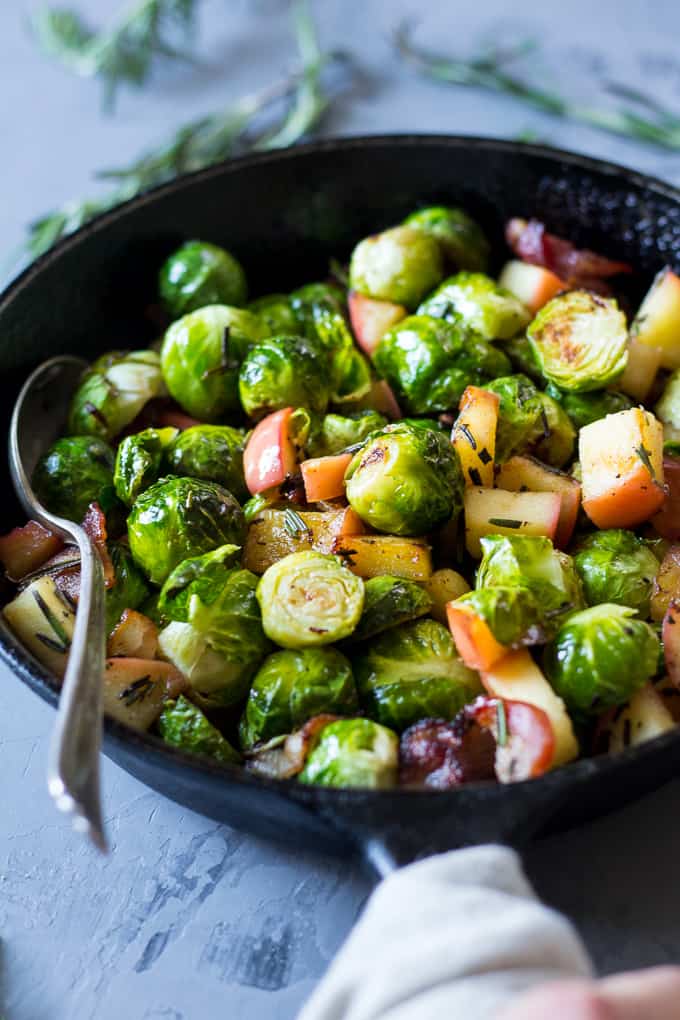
[242,491,279,526]
[403,206,490,271]
[345,421,463,535]
[164,425,247,502]
[137,591,167,629]
[486,374,574,466]
[257,551,365,647]
[527,290,628,392]
[307,411,388,457]
[288,281,346,337]
[105,540,151,633]
[544,604,660,715]
[353,618,482,732]
[161,305,266,420]
[158,695,242,764]
[308,300,372,403]
[248,293,298,336]
[417,272,531,341]
[298,717,399,789]
[504,334,545,382]
[655,369,680,441]
[349,226,444,309]
[239,646,358,748]
[33,436,122,526]
[127,476,245,584]
[476,534,583,621]
[373,314,510,415]
[348,575,432,643]
[238,334,331,420]
[159,240,248,318]
[664,440,680,458]
[452,586,544,647]
[574,530,658,618]
[114,427,179,506]
[157,544,270,706]
[545,383,633,430]
[67,350,166,442]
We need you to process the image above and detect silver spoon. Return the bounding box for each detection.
[9,355,108,852]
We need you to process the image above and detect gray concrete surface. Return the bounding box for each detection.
[2,1,680,1017]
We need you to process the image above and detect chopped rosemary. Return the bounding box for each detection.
[496,700,508,747]
[487,517,524,529]
[478,447,492,466]
[458,423,477,449]
[119,674,155,705]
[33,589,71,653]
[283,507,313,541]
[635,443,656,480]
[468,467,483,486]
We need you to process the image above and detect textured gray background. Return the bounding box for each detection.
[3,1,680,1018]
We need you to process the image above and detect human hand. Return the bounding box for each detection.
[498,966,680,1018]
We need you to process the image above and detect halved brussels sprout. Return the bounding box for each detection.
[161,304,266,420]
[239,646,358,748]
[106,540,151,633]
[573,530,658,618]
[348,575,432,643]
[159,240,248,318]
[247,293,298,336]
[353,618,482,732]
[68,350,166,442]
[345,421,463,536]
[545,383,633,430]
[256,551,364,647]
[527,290,628,392]
[403,206,490,271]
[164,425,247,502]
[33,436,122,526]
[417,271,531,341]
[158,695,242,764]
[298,717,399,788]
[239,334,330,420]
[655,369,680,442]
[127,477,245,584]
[307,410,388,457]
[373,314,510,415]
[544,604,660,715]
[114,427,179,506]
[349,226,444,309]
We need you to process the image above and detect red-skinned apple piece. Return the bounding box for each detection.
[348,290,407,356]
[466,696,555,781]
[243,407,298,495]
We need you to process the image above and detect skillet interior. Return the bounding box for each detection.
[2,135,680,864]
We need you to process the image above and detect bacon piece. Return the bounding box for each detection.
[244,714,340,780]
[82,503,115,589]
[506,218,632,293]
[399,716,496,789]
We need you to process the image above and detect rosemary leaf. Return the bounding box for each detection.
[394,22,680,152]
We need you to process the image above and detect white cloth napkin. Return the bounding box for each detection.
[298,845,592,1020]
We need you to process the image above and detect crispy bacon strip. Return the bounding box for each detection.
[244,714,340,780]
[506,218,632,293]
[399,716,496,789]
[82,503,115,589]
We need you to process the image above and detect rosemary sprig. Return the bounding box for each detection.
[31,0,199,109]
[21,1,350,264]
[394,22,680,152]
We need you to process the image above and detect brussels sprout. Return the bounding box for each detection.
[655,369,680,441]
[545,383,633,430]
[68,350,166,442]
[307,410,388,457]
[353,618,482,732]
[159,240,248,318]
[257,551,364,647]
[242,491,279,526]
[451,586,543,648]
[164,425,247,502]
[238,334,331,420]
[348,575,432,643]
[33,436,122,526]
[127,476,245,584]
[544,604,660,715]
[239,646,358,748]
[373,315,510,415]
[486,374,574,466]
[288,281,346,337]
[114,427,179,506]
[305,299,372,403]
[417,272,531,341]
[504,334,545,382]
[248,293,298,336]
[345,421,463,536]
[573,530,658,618]
[477,534,583,620]
[158,695,242,764]
[403,206,490,271]
[298,717,399,789]
[161,305,266,420]
[157,544,269,706]
[349,226,444,309]
[527,290,628,392]
[106,540,151,633]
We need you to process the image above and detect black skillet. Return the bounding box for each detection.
[2,135,680,873]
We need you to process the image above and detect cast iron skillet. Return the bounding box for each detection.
[2,135,680,873]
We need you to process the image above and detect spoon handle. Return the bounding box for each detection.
[47,523,108,851]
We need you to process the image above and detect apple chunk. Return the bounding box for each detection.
[348,290,407,356]
[631,267,680,370]
[498,260,564,314]
[452,385,500,488]
[580,408,665,529]
[495,455,581,549]
[463,487,561,558]
[243,407,298,495]
[301,452,353,502]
